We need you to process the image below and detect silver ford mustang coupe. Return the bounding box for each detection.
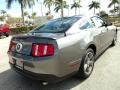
[8,15,117,83]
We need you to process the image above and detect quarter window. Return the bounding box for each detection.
[80,20,93,30]
[91,16,104,27]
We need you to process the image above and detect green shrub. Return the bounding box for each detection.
[10,26,36,35]
[102,16,120,27]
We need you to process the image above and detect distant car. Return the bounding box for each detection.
[8,15,117,83]
[0,22,10,37]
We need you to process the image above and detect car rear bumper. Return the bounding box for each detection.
[8,51,80,83]
[10,62,77,83]
[10,62,63,83]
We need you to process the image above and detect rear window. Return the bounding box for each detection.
[30,17,81,33]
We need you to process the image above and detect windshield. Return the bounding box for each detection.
[30,17,81,33]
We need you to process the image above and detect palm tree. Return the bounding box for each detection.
[0,10,7,16]
[24,11,29,17]
[89,1,100,14]
[24,11,30,25]
[31,12,36,19]
[54,0,68,18]
[43,0,54,15]
[78,0,81,15]
[98,0,101,15]
[24,12,36,20]
[37,1,44,16]
[115,6,119,14]
[24,11,36,25]
[108,0,119,15]
[6,0,35,25]
[110,9,115,14]
[71,1,81,15]
[0,10,7,21]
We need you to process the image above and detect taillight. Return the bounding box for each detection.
[31,44,54,57]
[8,40,14,52]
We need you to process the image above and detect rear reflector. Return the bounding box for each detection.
[8,40,15,52]
[31,44,54,57]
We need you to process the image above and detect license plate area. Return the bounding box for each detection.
[16,60,23,70]
[12,58,23,70]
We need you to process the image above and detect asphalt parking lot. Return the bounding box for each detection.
[0,31,120,90]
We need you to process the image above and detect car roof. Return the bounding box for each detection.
[74,14,99,18]
[58,14,100,20]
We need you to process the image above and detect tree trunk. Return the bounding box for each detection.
[61,0,64,18]
[75,8,77,15]
[99,0,101,16]
[79,0,80,15]
[79,7,80,15]
[68,5,70,16]
[32,6,33,14]
[40,3,43,16]
[21,0,25,26]
[94,8,95,14]
[48,5,51,15]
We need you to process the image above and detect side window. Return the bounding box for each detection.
[91,17,104,27]
[80,20,93,30]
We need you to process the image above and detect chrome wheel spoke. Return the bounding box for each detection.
[84,64,88,71]
[88,66,92,72]
[89,53,93,60]
[84,51,94,75]
[89,60,94,66]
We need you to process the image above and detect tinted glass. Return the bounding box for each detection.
[30,17,81,33]
[91,16,104,27]
[80,20,93,30]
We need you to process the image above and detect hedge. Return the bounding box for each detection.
[102,16,120,27]
[10,26,36,35]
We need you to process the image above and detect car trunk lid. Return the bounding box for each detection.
[8,34,59,56]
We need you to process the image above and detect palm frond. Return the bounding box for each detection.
[108,0,119,7]
[6,0,14,8]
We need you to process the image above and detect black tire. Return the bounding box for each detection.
[5,32,9,37]
[111,32,117,46]
[77,48,95,79]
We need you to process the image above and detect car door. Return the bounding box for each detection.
[79,18,101,53]
[91,16,110,51]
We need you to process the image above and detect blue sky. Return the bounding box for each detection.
[0,0,111,18]
[0,0,21,16]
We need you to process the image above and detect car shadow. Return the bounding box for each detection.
[0,69,85,90]
[95,45,112,62]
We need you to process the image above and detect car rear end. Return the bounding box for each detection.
[8,16,82,83]
[8,35,64,83]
